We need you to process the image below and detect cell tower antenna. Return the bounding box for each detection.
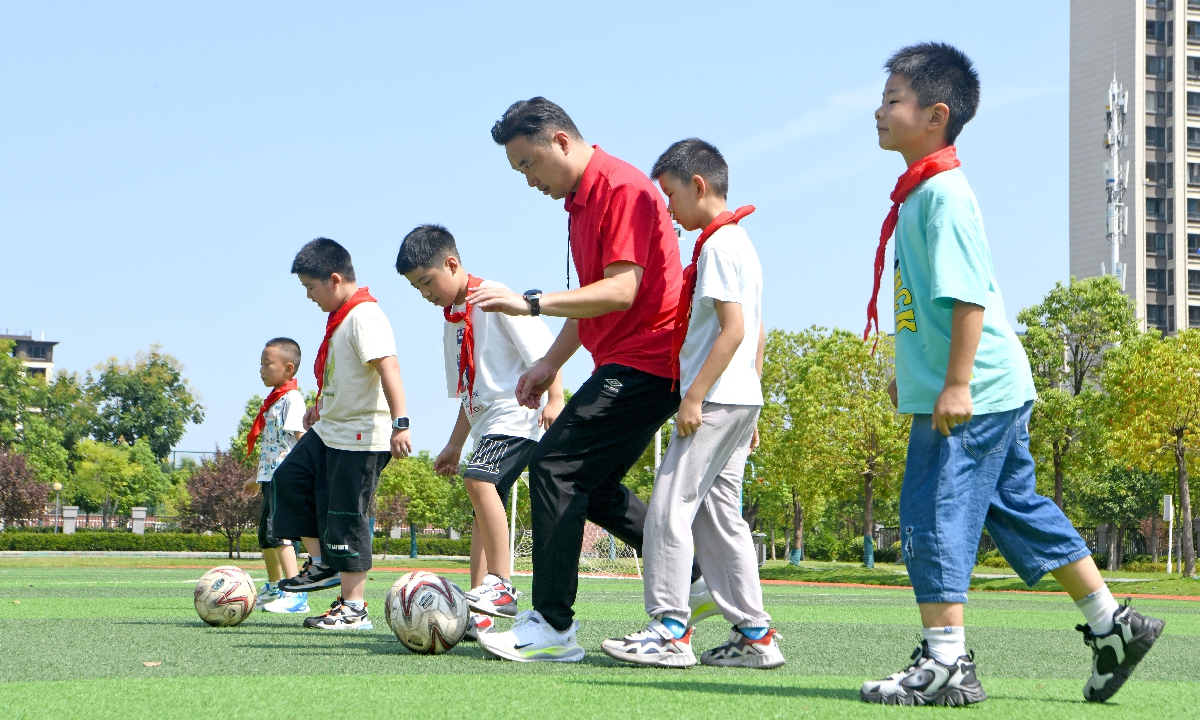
[1101,54,1127,291]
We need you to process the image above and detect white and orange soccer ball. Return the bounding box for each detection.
[386,571,469,654]
[194,565,256,627]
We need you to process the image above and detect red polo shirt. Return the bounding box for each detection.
[565,147,682,378]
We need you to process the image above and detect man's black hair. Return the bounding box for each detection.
[885,42,980,144]
[265,337,302,368]
[395,224,460,275]
[650,138,729,199]
[491,97,583,145]
[290,237,356,282]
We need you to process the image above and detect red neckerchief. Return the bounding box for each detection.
[314,286,377,400]
[670,205,756,383]
[245,378,299,459]
[444,275,484,402]
[864,145,960,348]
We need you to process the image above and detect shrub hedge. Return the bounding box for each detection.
[0,530,473,556]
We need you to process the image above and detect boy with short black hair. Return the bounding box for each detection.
[859,43,1162,706]
[242,337,310,614]
[396,223,564,640]
[602,138,781,669]
[273,237,412,631]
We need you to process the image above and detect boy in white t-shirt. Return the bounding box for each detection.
[602,139,782,669]
[274,237,413,631]
[241,337,310,614]
[396,224,563,640]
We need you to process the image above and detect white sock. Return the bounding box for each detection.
[922,626,966,665]
[310,555,322,567]
[1076,586,1119,635]
[344,599,365,611]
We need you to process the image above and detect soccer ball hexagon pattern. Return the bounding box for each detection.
[386,571,468,654]
[194,565,256,627]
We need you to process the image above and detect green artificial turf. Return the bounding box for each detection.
[0,561,1197,719]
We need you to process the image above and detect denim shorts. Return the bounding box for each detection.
[900,400,1090,604]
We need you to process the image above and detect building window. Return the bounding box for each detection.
[27,345,46,360]
[1148,55,1173,79]
[1190,21,1200,44]
[1190,270,1200,294]
[1191,163,1200,186]
[1150,21,1167,42]
[1148,161,1173,186]
[1150,197,1167,219]
[1148,126,1168,147]
[1148,304,1170,329]
[1190,57,1200,79]
[1190,306,1200,328]
[1190,92,1200,115]
[1149,91,1167,114]
[1148,268,1168,292]
[1148,232,1175,258]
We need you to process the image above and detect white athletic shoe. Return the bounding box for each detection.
[687,578,721,628]
[601,619,697,668]
[701,627,786,669]
[478,610,584,663]
[261,591,310,614]
[255,581,282,608]
[463,612,494,642]
[465,574,518,618]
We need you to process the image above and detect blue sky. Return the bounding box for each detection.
[1,2,1069,456]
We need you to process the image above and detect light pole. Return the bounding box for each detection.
[52,483,62,534]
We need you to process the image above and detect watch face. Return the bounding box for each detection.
[524,289,542,298]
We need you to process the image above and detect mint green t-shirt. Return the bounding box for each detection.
[892,168,1036,415]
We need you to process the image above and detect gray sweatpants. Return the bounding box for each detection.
[643,403,771,628]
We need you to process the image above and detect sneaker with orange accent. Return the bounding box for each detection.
[302,596,373,631]
[700,627,785,669]
[601,619,697,668]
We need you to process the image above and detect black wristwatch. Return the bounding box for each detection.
[391,417,410,431]
[523,289,543,316]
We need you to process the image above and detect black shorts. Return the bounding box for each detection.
[463,434,539,507]
[257,482,289,550]
[270,430,391,573]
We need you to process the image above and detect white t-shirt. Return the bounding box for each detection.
[443,280,555,442]
[256,389,306,483]
[679,224,764,406]
[312,301,398,451]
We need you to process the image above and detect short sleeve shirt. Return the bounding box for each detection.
[892,168,1036,415]
[679,225,764,405]
[312,301,398,451]
[443,280,555,442]
[255,389,306,483]
[565,147,682,378]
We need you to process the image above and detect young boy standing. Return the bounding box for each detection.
[274,237,412,631]
[242,337,310,614]
[395,224,563,640]
[860,43,1163,706]
[601,139,781,670]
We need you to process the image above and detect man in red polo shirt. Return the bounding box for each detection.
[469,97,708,662]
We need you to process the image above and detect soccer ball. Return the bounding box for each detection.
[386,571,469,654]
[194,565,256,627]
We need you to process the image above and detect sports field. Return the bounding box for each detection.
[1,557,1196,719]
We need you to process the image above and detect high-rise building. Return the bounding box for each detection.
[0,329,58,381]
[1070,0,1200,332]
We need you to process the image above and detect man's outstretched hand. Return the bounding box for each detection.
[516,361,557,409]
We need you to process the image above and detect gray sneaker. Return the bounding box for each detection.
[700,627,785,669]
[860,642,986,706]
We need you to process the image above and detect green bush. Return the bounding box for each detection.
[372,536,471,556]
[804,532,841,562]
[0,531,260,552]
[976,549,1012,569]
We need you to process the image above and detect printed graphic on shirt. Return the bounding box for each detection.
[893,261,917,334]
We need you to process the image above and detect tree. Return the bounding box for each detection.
[184,449,259,558]
[0,340,70,486]
[88,346,204,459]
[0,450,49,528]
[1102,330,1200,576]
[1076,467,1163,570]
[38,372,97,456]
[228,394,265,470]
[375,491,409,553]
[66,438,172,522]
[378,452,448,530]
[1017,276,1137,508]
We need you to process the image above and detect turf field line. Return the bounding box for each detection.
[758,578,1200,602]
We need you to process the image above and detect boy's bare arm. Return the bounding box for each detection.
[434,406,471,476]
[755,320,765,378]
[369,355,413,458]
[677,299,745,437]
[540,370,566,429]
[932,301,984,436]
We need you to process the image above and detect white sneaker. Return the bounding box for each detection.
[463,612,494,641]
[601,619,697,668]
[701,627,785,669]
[255,581,282,608]
[261,591,310,614]
[688,578,721,628]
[478,610,584,662]
[465,574,518,618]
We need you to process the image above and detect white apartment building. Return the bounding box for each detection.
[1070,0,1200,332]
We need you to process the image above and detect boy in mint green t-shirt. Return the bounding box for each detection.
[859,42,1163,708]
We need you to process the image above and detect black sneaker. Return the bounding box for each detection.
[860,642,987,706]
[279,558,341,593]
[303,596,373,631]
[1079,600,1165,702]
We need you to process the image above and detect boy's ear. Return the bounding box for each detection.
[692,174,707,199]
[327,272,344,287]
[927,102,951,136]
[445,254,461,274]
